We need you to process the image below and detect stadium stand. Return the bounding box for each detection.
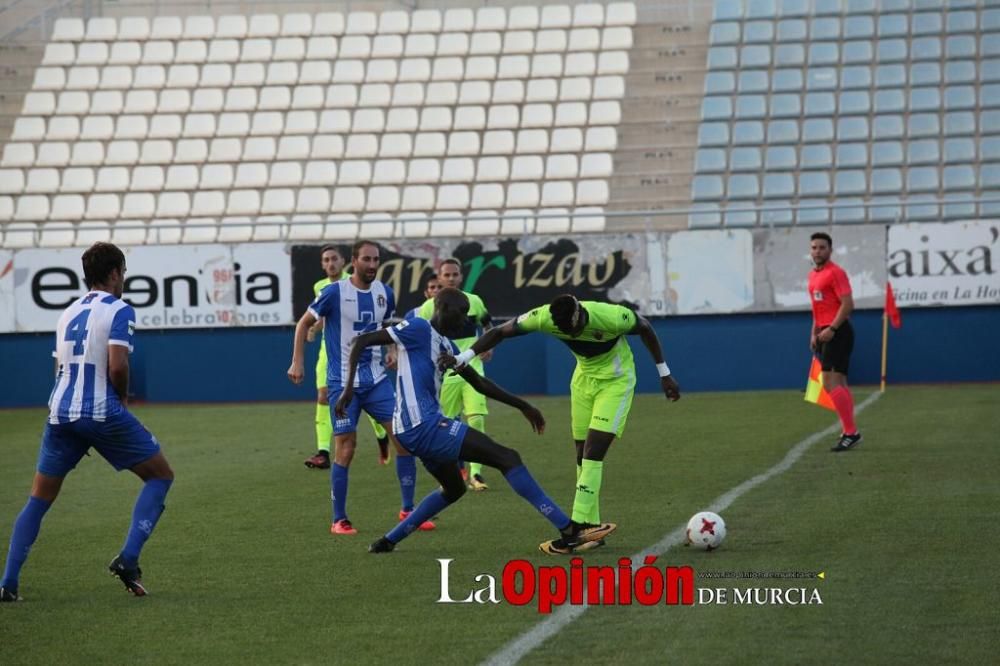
[692,0,1000,227]
[0,3,643,246]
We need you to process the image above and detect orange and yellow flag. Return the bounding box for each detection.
[804,357,836,411]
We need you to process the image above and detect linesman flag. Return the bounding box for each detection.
[804,357,836,411]
[885,282,902,328]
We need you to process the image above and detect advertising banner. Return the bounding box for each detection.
[887,221,1000,307]
[8,243,292,332]
[291,235,652,319]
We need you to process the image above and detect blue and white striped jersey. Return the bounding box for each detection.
[385,317,460,433]
[309,278,395,389]
[48,291,135,424]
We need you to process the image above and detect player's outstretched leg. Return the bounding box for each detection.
[369,463,465,553]
[466,413,489,491]
[369,415,390,465]
[459,429,617,554]
[111,452,174,596]
[1,486,55,602]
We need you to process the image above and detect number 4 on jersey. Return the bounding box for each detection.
[65,309,91,355]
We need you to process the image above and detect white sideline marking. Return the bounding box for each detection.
[482,391,883,666]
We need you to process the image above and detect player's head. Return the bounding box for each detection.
[320,244,345,279]
[82,242,127,297]
[433,287,470,337]
[549,294,588,337]
[351,240,380,286]
[810,232,833,267]
[423,274,441,299]
[437,258,463,289]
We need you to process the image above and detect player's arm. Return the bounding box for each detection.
[446,317,526,368]
[334,329,395,416]
[307,317,323,342]
[478,308,495,361]
[630,314,681,402]
[108,345,129,406]
[456,366,545,434]
[287,310,318,384]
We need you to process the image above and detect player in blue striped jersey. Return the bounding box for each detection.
[288,240,433,535]
[335,288,616,554]
[1,243,174,601]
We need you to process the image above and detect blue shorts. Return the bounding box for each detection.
[396,417,469,470]
[330,379,395,435]
[38,410,160,477]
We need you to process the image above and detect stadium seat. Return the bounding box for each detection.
[167,164,201,190]
[112,220,148,245]
[535,208,571,234]
[401,185,435,210]
[119,17,150,41]
[49,194,84,220]
[52,18,84,41]
[42,43,75,66]
[0,169,24,194]
[572,207,606,232]
[23,169,57,195]
[443,9,474,33]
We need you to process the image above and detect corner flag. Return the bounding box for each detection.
[805,357,836,411]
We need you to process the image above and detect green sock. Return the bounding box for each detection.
[370,416,386,440]
[466,414,486,477]
[572,459,604,524]
[316,403,331,452]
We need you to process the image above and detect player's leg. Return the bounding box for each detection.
[1,472,64,602]
[2,422,90,601]
[370,461,466,553]
[329,389,361,534]
[822,323,861,451]
[574,371,635,526]
[462,370,490,490]
[438,376,469,483]
[85,410,172,596]
[367,415,390,465]
[306,350,332,468]
[362,379,436,528]
[569,373,599,523]
[460,428,616,552]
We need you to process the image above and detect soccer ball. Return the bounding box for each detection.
[686,511,726,551]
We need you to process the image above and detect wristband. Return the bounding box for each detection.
[455,349,476,366]
[656,362,671,378]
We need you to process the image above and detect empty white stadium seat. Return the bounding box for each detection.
[441,157,473,182]
[166,165,200,190]
[85,18,117,41]
[37,142,71,166]
[61,167,95,193]
[401,185,435,210]
[70,141,104,166]
[436,184,469,209]
[191,191,226,216]
[43,43,75,66]
[25,168,60,193]
[112,220,148,245]
[86,193,120,219]
[24,92,55,115]
[0,169,24,194]
[157,191,190,217]
[2,143,35,168]
[274,38,306,61]
[33,67,66,90]
[536,208,571,234]
[66,66,99,90]
[199,164,233,190]
[314,13,345,36]
[346,12,377,35]
[175,41,208,64]
[304,161,336,186]
[287,214,325,240]
[108,42,142,65]
[325,213,359,239]
[248,15,280,38]
[281,13,312,37]
[411,9,442,33]
[133,166,165,191]
[104,140,138,165]
[119,17,150,41]
[12,117,45,141]
[52,18,84,41]
[507,182,540,208]
[443,9,474,33]
[332,187,365,212]
[40,221,77,247]
[226,189,261,215]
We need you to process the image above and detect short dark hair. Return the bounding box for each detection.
[352,240,379,258]
[320,244,343,258]
[421,273,440,290]
[440,258,462,269]
[810,232,832,246]
[549,294,578,331]
[81,242,125,288]
[435,287,469,312]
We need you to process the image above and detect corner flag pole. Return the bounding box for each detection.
[879,310,888,393]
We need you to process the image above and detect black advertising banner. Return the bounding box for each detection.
[290,236,645,320]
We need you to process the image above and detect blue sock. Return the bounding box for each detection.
[396,456,417,511]
[120,478,172,567]
[2,496,52,590]
[504,465,571,531]
[385,489,453,544]
[331,463,349,522]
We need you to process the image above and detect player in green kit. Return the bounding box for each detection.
[446,295,681,554]
[304,245,390,469]
[416,259,493,490]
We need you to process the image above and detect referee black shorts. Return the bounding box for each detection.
[816,320,854,375]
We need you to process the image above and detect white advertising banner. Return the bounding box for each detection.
[9,243,292,332]
[887,221,1000,307]
[666,229,754,314]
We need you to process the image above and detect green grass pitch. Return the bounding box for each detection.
[1,385,998,664]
